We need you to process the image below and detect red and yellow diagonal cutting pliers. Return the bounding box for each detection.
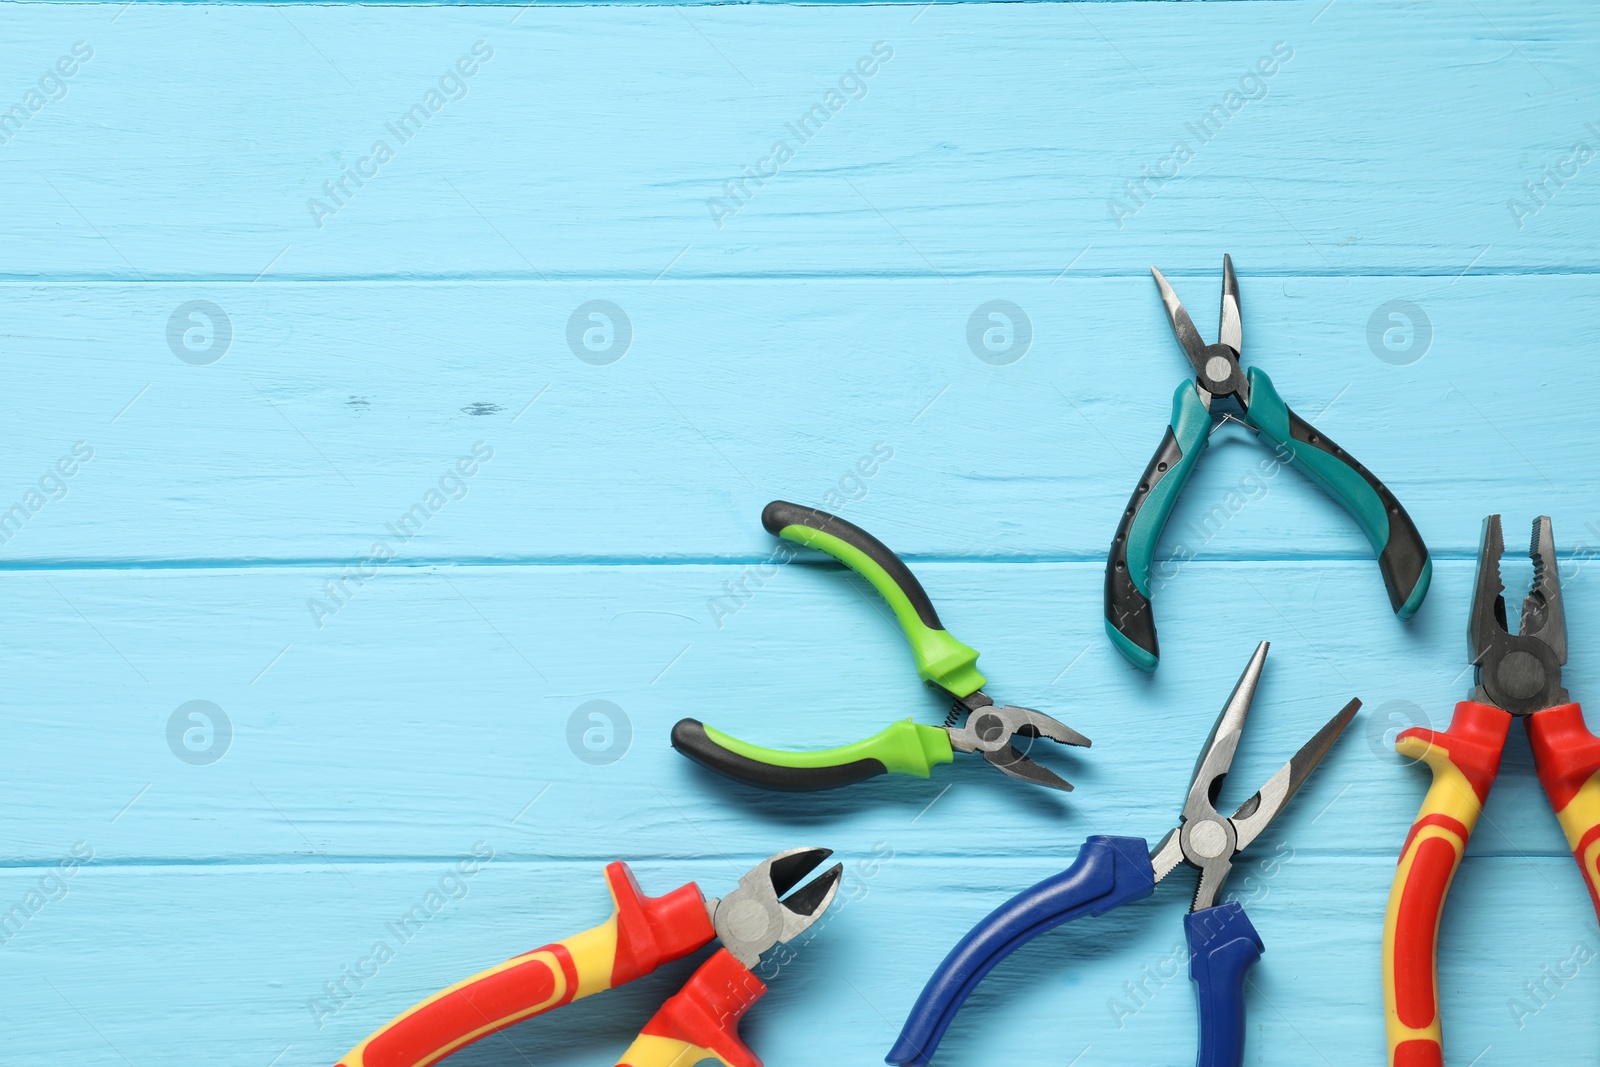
[1383,515,1600,1065]
[334,847,841,1067]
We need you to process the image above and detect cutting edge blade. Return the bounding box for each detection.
[1003,706,1092,749]
[1230,697,1359,852]
[714,847,843,968]
[982,743,1074,792]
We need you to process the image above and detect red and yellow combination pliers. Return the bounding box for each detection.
[1383,516,1600,1065]
[334,847,841,1067]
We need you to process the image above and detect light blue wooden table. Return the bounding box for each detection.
[3,1,1599,1063]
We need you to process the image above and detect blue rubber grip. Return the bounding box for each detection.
[1185,903,1263,1067]
[886,836,1155,1067]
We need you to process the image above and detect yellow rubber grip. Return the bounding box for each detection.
[1526,703,1600,921]
[614,1034,732,1067]
[1550,769,1600,908]
[1382,702,1508,1067]
[338,919,620,1067]
[337,862,715,1067]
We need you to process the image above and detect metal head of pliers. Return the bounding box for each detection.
[1152,253,1249,417]
[1147,642,1359,911]
[944,691,1091,792]
[1469,514,1568,716]
[706,847,843,968]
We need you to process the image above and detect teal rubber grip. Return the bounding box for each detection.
[1124,383,1212,597]
[1242,367,1431,618]
[1104,382,1211,669]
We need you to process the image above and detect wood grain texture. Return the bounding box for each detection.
[1,3,1598,278]
[0,276,1595,564]
[3,0,1599,1065]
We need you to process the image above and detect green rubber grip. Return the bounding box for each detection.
[763,501,986,698]
[1242,367,1432,618]
[672,717,954,790]
[1121,383,1212,598]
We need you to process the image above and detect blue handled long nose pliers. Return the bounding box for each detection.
[887,641,1358,1067]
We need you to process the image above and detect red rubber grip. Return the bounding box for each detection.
[1526,702,1600,919]
[337,862,715,1067]
[617,948,768,1067]
[1383,701,1510,1066]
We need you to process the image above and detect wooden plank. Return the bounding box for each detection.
[0,275,1593,563]
[4,0,1598,1063]
[0,2,1596,278]
[3,558,1593,864]
[5,854,1596,1065]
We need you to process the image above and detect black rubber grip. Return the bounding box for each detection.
[761,500,945,631]
[671,719,889,792]
[1103,429,1180,667]
[1284,408,1430,613]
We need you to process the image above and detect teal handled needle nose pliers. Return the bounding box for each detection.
[672,501,1089,793]
[888,642,1358,1067]
[1106,254,1431,671]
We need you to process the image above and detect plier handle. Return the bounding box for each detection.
[673,501,1087,793]
[1105,255,1431,670]
[888,643,1357,1067]
[333,848,841,1067]
[1383,517,1600,1065]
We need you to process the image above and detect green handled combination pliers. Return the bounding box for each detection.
[672,501,1090,793]
[1105,254,1432,672]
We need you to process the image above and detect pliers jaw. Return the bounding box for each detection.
[1150,642,1359,913]
[1469,514,1569,715]
[709,847,843,969]
[1152,254,1250,412]
[944,691,1091,792]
